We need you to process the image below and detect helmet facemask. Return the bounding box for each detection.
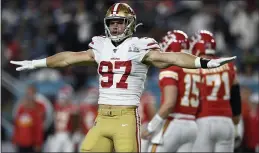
[104,16,136,42]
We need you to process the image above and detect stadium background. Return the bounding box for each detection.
[1,0,258,152]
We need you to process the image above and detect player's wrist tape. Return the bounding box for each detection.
[32,58,47,68]
[147,114,164,133]
[195,57,211,68]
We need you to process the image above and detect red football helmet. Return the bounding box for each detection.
[190,30,216,56]
[160,30,190,53]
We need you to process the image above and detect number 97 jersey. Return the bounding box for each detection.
[89,36,160,106]
[159,66,201,116]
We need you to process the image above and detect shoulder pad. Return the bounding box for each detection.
[159,66,179,81]
[88,36,106,63]
[88,36,106,51]
[136,37,161,50]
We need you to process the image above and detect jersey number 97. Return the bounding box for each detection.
[99,61,132,89]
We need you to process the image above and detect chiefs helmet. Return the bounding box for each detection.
[105,3,141,42]
[190,30,216,56]
[57,85,74,104]
[160,30,190,53]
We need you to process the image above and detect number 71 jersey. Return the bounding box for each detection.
[197,62,237,118]
[89,36,160,106]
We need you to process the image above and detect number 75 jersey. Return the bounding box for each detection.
[89,36,160,106]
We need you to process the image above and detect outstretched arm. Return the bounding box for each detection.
[47,50,95,67]
[10,49,96,71]
[143,50,236,69]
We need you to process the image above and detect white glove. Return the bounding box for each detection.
[10,59,47,71]
[147,114,164,133]
[207,56,236,68]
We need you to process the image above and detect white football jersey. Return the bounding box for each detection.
[89,36,160,106]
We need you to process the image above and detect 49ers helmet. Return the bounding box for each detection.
[160,30,190,53]
[104,3,140,42]
[190,30,216,56]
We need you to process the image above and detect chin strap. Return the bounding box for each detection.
[134,23,143,32]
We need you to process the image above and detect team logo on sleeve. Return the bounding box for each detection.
[128,45,140,52]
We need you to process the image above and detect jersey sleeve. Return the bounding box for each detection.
[135,37,161,62]
[159,66,180,88]
[88,36,105,63]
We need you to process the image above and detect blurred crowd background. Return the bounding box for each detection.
[1,0,259,152]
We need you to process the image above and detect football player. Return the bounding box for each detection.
[46,85,77,152]
[10,3,236,152]
[142,30,200,152]
[191,30,241,152]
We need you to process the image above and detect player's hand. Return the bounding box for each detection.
[10,60,36,71]
[207,56,236,68]
[141,128,152,140]
[234,125,242,148]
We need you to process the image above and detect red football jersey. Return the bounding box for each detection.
[12,103,44,147]
[54,103,78,132]
[197,62,237,118]
[79,103,98,134]
[159,66,201,116]
[139,91,156,125]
